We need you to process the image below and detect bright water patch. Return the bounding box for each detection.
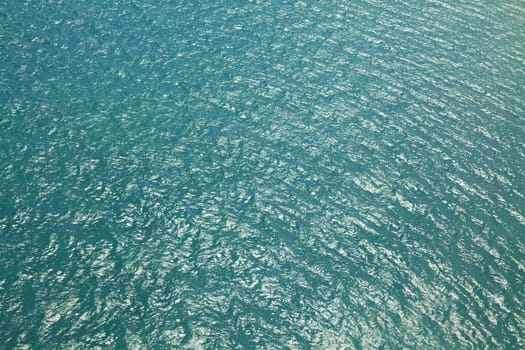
[1,0,524,348]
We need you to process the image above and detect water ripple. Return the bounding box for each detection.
[1,0,524,348]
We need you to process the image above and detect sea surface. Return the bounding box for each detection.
[1,0,524,348]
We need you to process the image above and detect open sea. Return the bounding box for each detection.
[1,0,524,348]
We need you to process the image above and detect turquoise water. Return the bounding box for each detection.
[1,0,524,348]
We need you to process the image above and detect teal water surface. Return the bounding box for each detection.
[1,0,525,348]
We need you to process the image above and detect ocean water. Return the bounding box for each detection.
[1,0,524,348]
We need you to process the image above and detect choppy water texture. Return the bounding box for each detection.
[1,0,525,348]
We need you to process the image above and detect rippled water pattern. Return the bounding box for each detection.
[1,0,525,348]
